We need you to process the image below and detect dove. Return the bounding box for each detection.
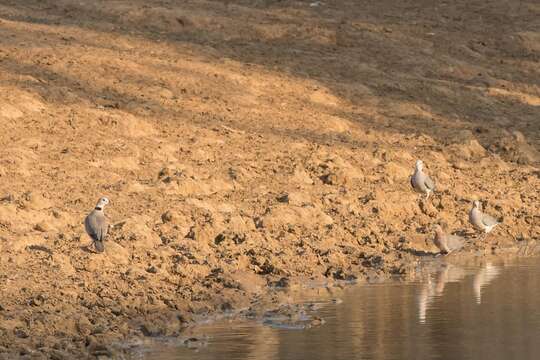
[469,200,500,238]
[410,160,435,199]
[433,224,464,255]
[84,197,110,253]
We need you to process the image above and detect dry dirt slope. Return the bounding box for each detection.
[0,0,539,358]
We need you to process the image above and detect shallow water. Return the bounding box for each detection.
[139,256,540,360]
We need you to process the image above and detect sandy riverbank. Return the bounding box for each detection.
[0,0,539,358]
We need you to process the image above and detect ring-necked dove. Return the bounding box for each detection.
[433,224,464,255]
[469,200,500,237]
[84,197,109,253]
[411,160,435,199]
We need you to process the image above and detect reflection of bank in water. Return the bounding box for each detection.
[418,261,502,323]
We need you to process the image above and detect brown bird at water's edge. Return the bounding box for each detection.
[432,223,465,255]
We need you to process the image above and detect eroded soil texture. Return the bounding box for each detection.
[0,0,539,358]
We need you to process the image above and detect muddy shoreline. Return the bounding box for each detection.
[1,0,539,358]
[122,248,540,359]
[136,253,540,360]
[2,242,537,359]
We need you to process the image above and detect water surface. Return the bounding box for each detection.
[140,256,540,360]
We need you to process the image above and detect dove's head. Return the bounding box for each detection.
[95,197,110,210]
[415,160,424,171]
[472,200,481,209]
[432,223,444,235]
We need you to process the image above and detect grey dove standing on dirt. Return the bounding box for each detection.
[433,224,464,255]
[85,197,110,253]
[469,200,500,238]
[411,160,435,199]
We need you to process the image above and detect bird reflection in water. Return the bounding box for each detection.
[418,263,468,323]
[418,261,501,323]
[473,262,501,304]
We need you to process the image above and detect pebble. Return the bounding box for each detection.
[161,210,174,223]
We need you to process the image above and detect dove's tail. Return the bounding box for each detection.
[94,241,105,253]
